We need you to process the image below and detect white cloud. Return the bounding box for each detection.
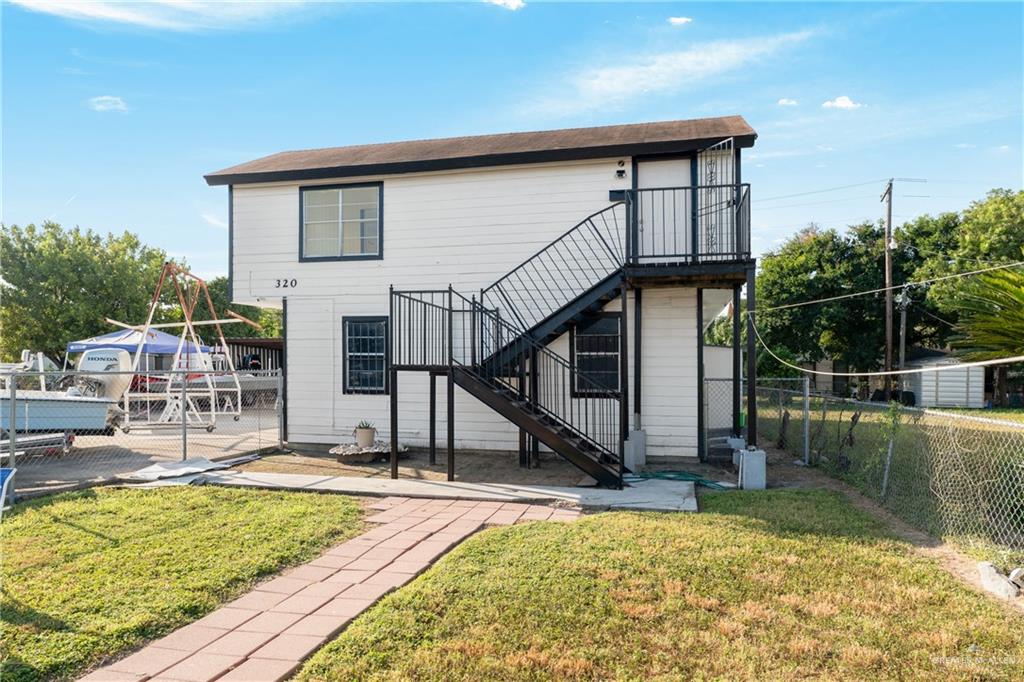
[816,144,834,151]
[11,1,311,31]
[777,98,799,106]
[993,144,1011,153]
[954,143,977,149]
[87,95,127,112]
[530,30,815,116]
[822,95,863,110]
[668,17,693,26]
[202,212,228,229]
[487,0,525,10]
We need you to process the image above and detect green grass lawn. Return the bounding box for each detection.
[758,395,1024,568]
[1,486,364,682]
[298,490,1023,681]
[946,408,1024,425]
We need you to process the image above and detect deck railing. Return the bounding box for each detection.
[452,292,622,469]
[626,183,751,265]
[389,288,622,471]
[478,184,750,337]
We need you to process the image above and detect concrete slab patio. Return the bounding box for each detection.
[200,469,698,512]
[82,496,580,682]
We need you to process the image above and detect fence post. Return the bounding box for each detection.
[276,369,285,451]
[881,436,894,500]
[880,401,897,500]
[181,373,188,462]
[8,379,17,502]
[803,376,810,465]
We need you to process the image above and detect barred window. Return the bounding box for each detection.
[301,184,382,260]
[572,314,620,396]
[343,317,388,394]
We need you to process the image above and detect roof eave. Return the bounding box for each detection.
[204,133,757,187]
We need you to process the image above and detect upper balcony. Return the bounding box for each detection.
[475,182,752,336]
[613,183,752,281]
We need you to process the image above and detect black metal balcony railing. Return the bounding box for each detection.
[626,183,751,264]
[479,184,751,338]
[389,288,622,470]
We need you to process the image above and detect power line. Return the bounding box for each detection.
[904,245,1003,266]
[757,179,889,202]
[919,307,956,328]
[749,260,1024,315]
[750,319,1024,377]
[756,195,880,211]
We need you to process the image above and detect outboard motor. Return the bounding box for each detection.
[76,349,133,400]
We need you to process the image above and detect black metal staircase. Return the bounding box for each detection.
[389,174,752,489]
[391,288,625,487]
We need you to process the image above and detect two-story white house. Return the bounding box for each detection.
[205,116,759,488]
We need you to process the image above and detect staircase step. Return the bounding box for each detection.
[453,368,623,488]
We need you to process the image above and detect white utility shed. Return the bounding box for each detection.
[906,358,985,408]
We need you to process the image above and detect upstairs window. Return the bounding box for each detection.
[571,314,620,397]
[300,183,382,261]
[343,317,388,394]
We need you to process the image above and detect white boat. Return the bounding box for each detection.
[145,372,277,394]
[0,390,117,433]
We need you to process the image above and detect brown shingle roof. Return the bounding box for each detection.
[205,116,756,186]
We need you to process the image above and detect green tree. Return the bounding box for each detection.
[893,210,963,347]
[0,223,171,361]
[949,268,1024,405]
[920,189,1024,314]
[750,192,1021,376]
[755,223,893,372]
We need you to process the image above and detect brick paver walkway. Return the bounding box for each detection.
[83,497,581,682]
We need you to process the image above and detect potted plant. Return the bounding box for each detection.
[354,420,377,449]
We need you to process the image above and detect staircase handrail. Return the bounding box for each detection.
[449,290,622,462]
[480,202,626,332]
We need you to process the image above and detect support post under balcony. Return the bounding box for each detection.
[697,287,705,461]
[746,267,758,445]
[518,355,528,469]
[619,282,629,485]
[429,372,437,465]
[732,284,742,437]
[447,368,455,481]
[633,287,642,428]
[390,368,399,479]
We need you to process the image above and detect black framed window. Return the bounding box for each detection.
[300,183,382,261]
[343,316,388,394]
[571,313,620,397]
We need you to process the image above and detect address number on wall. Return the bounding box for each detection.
[274,278,298,289]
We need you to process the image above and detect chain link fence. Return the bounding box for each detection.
[756,380,1024,566]
[1,369,283,499]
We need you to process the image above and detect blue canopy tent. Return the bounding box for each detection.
[67,329,211,356]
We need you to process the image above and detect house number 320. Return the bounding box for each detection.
[275,278,298,288]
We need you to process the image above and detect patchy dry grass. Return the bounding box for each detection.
[0,486,364,682]
[298,490,1022,681]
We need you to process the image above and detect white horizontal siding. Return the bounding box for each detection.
[642,288,699,457]
[231,158,631,305]
[284,285,700,456]
[241,158,701,455]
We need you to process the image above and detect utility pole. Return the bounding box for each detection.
[897,287,909,398]
[881,179,894,400]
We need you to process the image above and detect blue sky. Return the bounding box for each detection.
[3,1,1021,277]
